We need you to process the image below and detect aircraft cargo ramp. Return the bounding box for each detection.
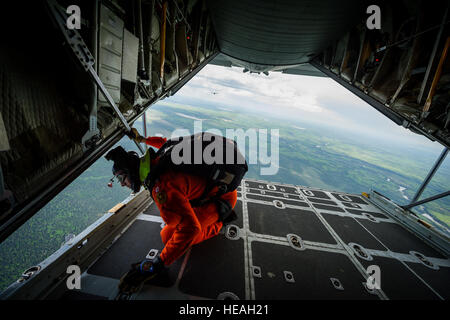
[3,179,448,300]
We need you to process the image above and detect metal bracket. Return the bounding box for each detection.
[81,112,101,151]
[349,242,373,261]
[225,224,240,240]
[287,234,305,251]
[362,212,378,223]
[284,271,295,283]
[17,266,41,284]
[252,266,262,278]
[410,251,439,270]
[273,200,285,209]
[81,1,100,151]
[330,278,344,291]
[146,249,159,260]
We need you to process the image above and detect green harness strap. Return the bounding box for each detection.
[139,149,152,185]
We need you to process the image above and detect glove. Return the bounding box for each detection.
[125,128,146,143]
[118,256,165,293]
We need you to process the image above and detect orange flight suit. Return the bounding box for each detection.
[143,136,238,266]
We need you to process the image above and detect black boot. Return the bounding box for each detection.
[216,199,232,222]
[222,210,237,225]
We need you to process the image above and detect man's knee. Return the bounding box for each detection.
[222,190,238,208]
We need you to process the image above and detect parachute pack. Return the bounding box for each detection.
[144,132,248,206]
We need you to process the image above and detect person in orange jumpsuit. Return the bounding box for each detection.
[109,130,238,292]
[142,135,238,266]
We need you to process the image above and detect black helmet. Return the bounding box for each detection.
[105,146,141,192]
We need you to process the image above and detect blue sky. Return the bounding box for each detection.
[168,64,444,153]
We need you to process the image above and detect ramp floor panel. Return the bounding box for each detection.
[251,241,378,300]
[404,263,450,300]
[233,200,244,228]
[247,202,337,244]
[322,214,387,251]
[87,220,183,287]
[357,256,441,300]
[178,235,246,299]
[143,202,160,215]
[356,219,446,259]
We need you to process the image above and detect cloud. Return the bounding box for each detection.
[171,64,444,149]
[178,65,329,115]
[177,65,367,118]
